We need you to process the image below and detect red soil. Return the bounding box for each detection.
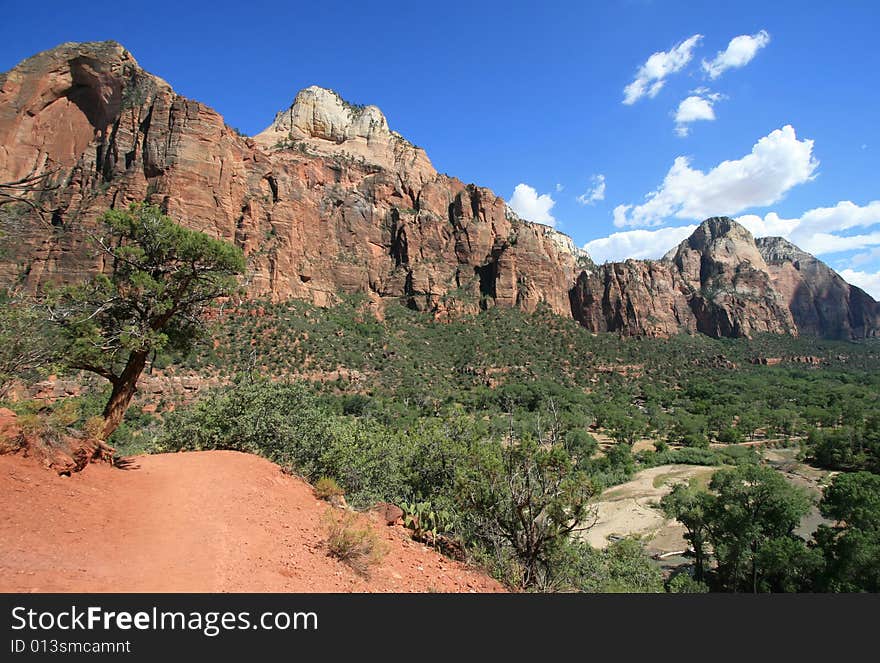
[0,450,505,593]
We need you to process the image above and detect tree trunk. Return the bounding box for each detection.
[101,350,148,439]
[694,535,704,582]
[751,541,759,594]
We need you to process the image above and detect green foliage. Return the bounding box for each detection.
[44,203,244,437]
[806,421,880,473]
[707,464,813,592]
[401,499,453,543]
[159,378,331,475]
[48,203,245,372]
[815,472,880,592]
[0,291,57,396]
[317,418,412,507]
[550,538,664,593]
[754,536,823,592]
[661,484,712,581]
[667,572,710,593]
[455,434,596,589]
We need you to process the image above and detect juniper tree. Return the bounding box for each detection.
[47,203,244,439]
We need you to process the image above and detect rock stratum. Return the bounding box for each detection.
[1,41,878,339]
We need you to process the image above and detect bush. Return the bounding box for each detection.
[549,538,664,593]
[324,512,386,577]
[159,378,331,476]
[667,572,710,593]
[314,477,345,501]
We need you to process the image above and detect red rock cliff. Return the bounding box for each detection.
[0,41,586,317]
[1,42,877,339]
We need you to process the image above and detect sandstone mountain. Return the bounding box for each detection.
[756,236,880,339]
[0,41,877,339]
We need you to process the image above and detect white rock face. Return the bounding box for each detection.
[255,86,434,183]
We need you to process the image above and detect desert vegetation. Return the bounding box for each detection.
[1,267,878,592]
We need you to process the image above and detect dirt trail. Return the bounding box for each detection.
[0,451,504,593]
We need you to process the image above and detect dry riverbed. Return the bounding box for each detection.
[580,464,718,554]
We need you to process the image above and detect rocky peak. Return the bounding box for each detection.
[664,216,769,285]
[665,217,764,264]
[755,236,880,339]
[0,41,174,181]
[264,85,391,144]
[254,85,434,183]
[755,236,814,265]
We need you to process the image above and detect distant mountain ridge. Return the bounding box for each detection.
[0,42,877,339]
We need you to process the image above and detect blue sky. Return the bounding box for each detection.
[3,1,879,296]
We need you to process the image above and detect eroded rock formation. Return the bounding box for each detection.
[1,42,877,339]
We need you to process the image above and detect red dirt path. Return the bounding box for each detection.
[0,450,504,593]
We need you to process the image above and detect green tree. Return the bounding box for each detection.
[707,464,811,592]
[607,411,647,446]
[668,415,709,449]
[660,483,712,581]
[160,378,331,474]
[546,538,664,593]
[48,204,244,438]
[815,471,880,592]
[754,536,822,592]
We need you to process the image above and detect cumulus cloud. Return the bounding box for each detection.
[555,183,565,192]
[583,224,697,264]
[508,183,556,226]
[702,30,771,79]
[839,269,880,299]
[623,34,703,105]
[577,174,606,205]
[674,89,722,136]
[737,200,880,255]
[613,125,818,228]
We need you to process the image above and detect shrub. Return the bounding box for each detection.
[548,538,664,593]
[324,512,386,577]
[314,477,345,501]
[159,378,331,476]
[667,572,710,593]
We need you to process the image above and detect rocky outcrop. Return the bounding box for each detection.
[663,217,797,337]
[0,41,584,317]
[572,218,799,338]
[569,260,697,337]
[1,42,877,340]
[757,236,880,339]
[254,85,435,185]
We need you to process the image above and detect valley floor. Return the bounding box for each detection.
[0,451,504,593]
[581,464,715,553]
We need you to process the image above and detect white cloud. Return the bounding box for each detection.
[508,183,556,227]
[613,125,818,228]
[674,89,722,136]
[702,30,770,79]
[839,269,880,300]
[555,183,565,192]
[851,247,880,267]
[583,225,697,263]
[623,34,703,105]
[577,174,606,205]
[737,201,880,255]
